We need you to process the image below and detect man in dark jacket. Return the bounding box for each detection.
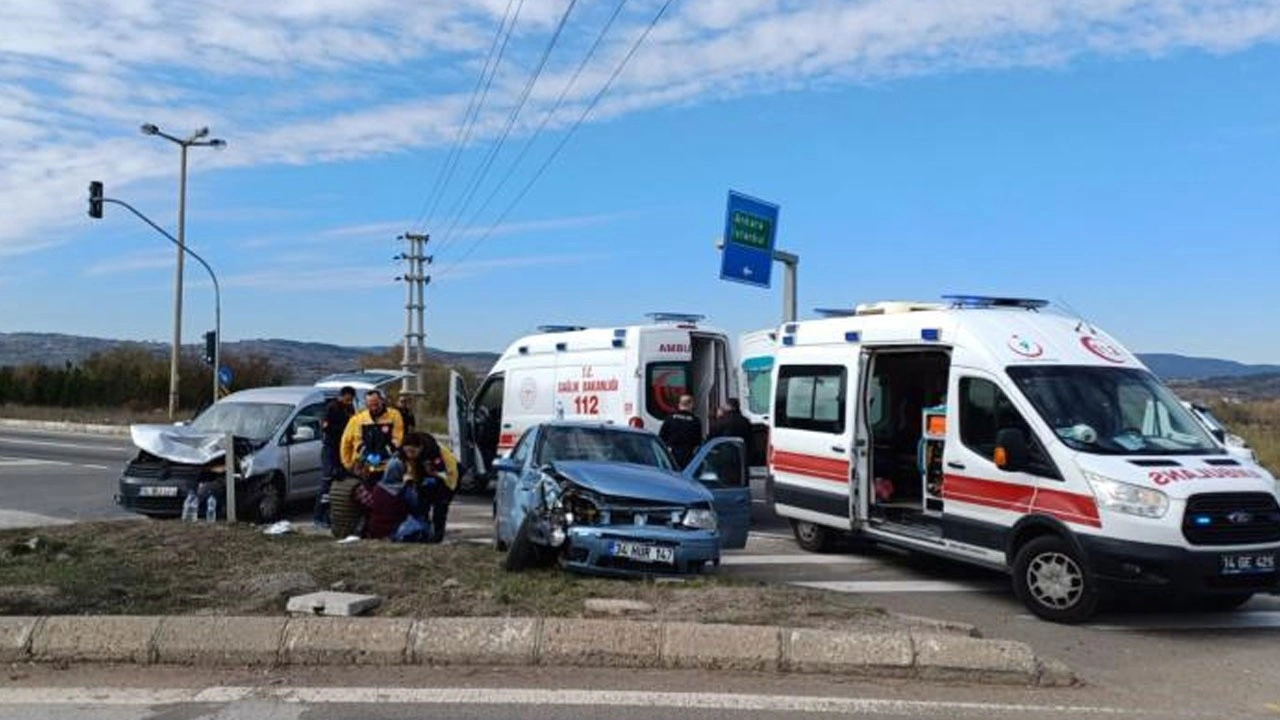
[659,394,703,469]
[396,394,417,432]
[711,398,754,454]
[314,385,356,528]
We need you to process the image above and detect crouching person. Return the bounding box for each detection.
[365,433,435,542]
[418,434,459,543]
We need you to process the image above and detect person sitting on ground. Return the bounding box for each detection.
[361,432,428,540]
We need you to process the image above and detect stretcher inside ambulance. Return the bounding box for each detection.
[767,296,1280,623]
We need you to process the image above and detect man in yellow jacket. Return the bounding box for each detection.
[340,389,406,478]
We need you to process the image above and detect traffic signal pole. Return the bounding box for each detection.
[88,184,221,408]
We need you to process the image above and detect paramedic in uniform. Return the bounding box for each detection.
[659,394,703,469]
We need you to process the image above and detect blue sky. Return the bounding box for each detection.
[2,1,1279,363]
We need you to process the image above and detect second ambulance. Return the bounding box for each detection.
[767,295,1280,623]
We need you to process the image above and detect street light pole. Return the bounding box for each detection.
[140,123,226,419]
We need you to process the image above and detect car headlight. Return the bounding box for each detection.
[680,507,718,531]
[1083,471,1169,519]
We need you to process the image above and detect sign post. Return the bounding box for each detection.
[718,190,798,322]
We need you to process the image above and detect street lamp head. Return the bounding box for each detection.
[194,126,209,139]
[208,138,227,149]
[140,123,159,135]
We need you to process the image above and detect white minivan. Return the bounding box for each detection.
[767,295,1279,623]
[450,314,736,492]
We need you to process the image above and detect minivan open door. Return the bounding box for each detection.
[684,437,751,549]
[448,370,478,477]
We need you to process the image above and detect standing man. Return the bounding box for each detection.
[659,394,703,469]
[711,398,754,454]
[396,394,417,433]
[314,385,356,529]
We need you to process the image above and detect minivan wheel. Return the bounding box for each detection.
[245,476,284,524]
[791,520,835,553]
[1012,535,1100,624]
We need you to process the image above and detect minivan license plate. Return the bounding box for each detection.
[609,541,675,565]
[1220,552,1276,575]
[138,486,179,498]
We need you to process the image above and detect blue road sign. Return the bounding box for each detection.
[217,365,233,388]
[719,190,779,289]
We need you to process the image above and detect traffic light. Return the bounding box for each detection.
[203,330,216,365]
[88,181,103,219]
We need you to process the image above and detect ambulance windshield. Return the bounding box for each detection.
[1007,366,1222,456]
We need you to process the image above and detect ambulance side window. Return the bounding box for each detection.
[775,365,846,434]
[959,377,1058,479]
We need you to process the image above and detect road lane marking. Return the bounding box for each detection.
[0,686,1143,716]
[792,579,1003,594]
[1055,611,1280,631]
[0,456,110,470]
[0,436,131,453]
[0,510,74,530]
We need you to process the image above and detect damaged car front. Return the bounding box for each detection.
[115,386,329,522]
[495,423,751,576]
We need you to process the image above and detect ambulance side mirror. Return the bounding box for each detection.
[994,428,1030,472]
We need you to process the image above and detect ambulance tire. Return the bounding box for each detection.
[791,520,835,553]
[1012,535,1100,624]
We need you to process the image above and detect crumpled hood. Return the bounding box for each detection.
[130,424,228,465]
[1076,454,1278,500]
[550,461,713,506]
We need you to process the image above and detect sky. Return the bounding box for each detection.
[2,0,1280,364]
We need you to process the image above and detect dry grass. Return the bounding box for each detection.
[1208,400,1280,475]
[0,403,169,426]
[0,521,885,630]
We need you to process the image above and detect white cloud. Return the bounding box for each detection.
[83,249,175,276]
[3,0,1280,259]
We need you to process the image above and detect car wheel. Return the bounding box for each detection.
[1012,535,1100,624]
[503,514,539,572]
[791,520,835,553]
[1193,593,1254,612]
[245,476,284,524]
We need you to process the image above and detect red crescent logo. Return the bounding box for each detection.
[1081,336,1126,364]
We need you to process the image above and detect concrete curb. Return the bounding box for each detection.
[0,615,1076,687]
[0,418,131,436]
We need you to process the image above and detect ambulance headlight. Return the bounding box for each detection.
[680,507,718,531]
[1084,472,1169,519]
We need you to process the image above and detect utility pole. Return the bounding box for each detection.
[397,233,430,400]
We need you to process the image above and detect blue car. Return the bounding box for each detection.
[492,422,751,576]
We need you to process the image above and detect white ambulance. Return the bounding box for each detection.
[767,295,1280,623]
[449,314,735,492]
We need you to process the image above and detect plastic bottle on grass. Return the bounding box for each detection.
[182,491,198,522]
[206,495,218,522]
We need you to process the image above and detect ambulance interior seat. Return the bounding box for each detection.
[869,352,950,511]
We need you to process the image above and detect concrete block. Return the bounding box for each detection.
[281,617,413,665]
[661,622,780,671]
[286,591,382,617]
[913,633,1039,684]
[539,618,662,669]
[0,617,38,662]
[31,616,160,664]
[786,629,913,675]
[584,599,655,617]
[155,616,285,666]
[411,617,538,666]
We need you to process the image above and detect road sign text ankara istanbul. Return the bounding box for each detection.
[719,190,779,289]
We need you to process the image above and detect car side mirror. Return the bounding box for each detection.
[994,428,1030,472]
[291,425,317,443]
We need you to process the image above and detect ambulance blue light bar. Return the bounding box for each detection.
[845,331,860,343]
[921,328,940,341]
[942,295,1050,310]
[538,325,586,333]
[814,308,858,318]
[646,312,705,324]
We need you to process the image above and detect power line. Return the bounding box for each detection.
[434,0,677,280]
[411,0,525,233]
[445,0,630,251]
[432,0,581,256]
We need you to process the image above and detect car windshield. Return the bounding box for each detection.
[189,402,294,441]
[1007,366,1221,456]
[535,426,677,471]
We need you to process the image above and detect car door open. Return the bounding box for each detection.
[684,437,751,549]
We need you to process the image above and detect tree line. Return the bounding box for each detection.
[0,343,477,418]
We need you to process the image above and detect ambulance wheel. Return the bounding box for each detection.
[1012,535,1100,624]
[791,520,835,553]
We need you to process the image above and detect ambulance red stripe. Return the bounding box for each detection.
[771,450,849,483]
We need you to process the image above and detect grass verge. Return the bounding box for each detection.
[0,520,886,629]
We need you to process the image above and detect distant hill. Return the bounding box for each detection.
[0,332,499,383]
[1137,353,1280,381]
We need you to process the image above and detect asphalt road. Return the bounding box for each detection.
[3,426,1280,716]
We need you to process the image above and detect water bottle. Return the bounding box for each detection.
[205,495,218,522]
[182,491,198,522]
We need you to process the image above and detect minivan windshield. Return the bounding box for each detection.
[189,402,294,442]
[1007,366,1221,456]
